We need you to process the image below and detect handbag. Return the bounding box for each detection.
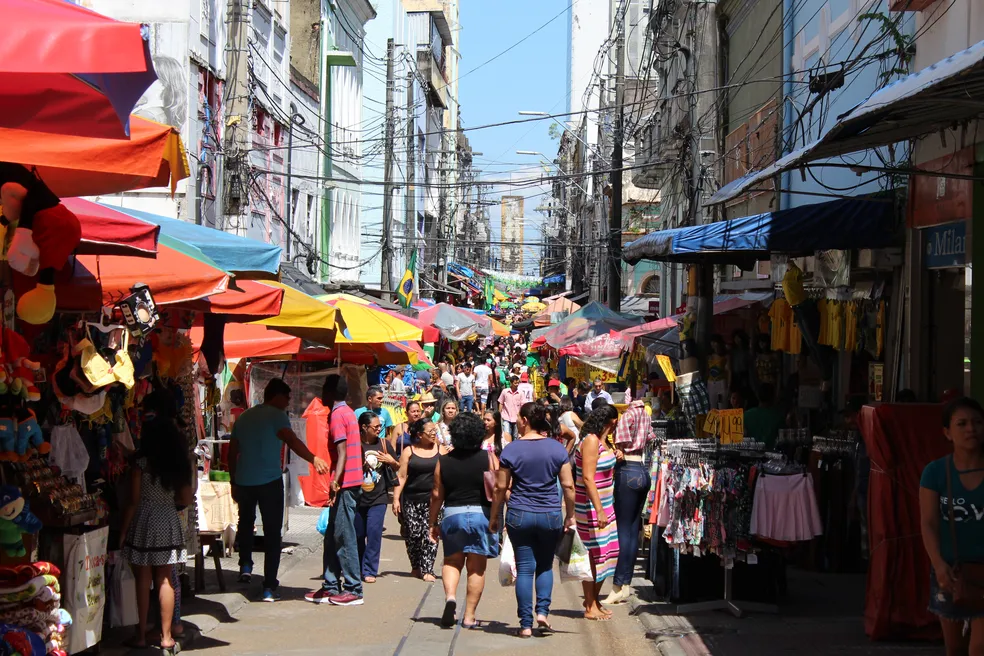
[483,450,497,502]
[946,455,984,611]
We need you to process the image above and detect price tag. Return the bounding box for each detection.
[656,354,676,382]
[702,409,720,436]
[719,408,744,444]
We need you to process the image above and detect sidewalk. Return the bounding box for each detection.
[629,568,942,656]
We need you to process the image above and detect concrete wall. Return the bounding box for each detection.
[501,196,525,275]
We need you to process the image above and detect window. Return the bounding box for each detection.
[200,0,211,39]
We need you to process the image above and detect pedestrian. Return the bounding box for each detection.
[456,363,477,413]
[481,410,506,455]
[517,373,535,404]
[394,419,446,582]
[418,391,439,423]
[229,379,329,602]
[429,413,499,629]
[607,399,655,605]
[546,379,565,405]
[572,381,590,418]
[120,417,194,654]
[306,374,365,606]
[489,403,576,638]
[920,397,984,652]
[584,378,614,409]
[473,359,494,414]
[355,385,396,450]
[436,398,458,447]
[486,373,503,421]
[355,412,399,584]
[440,363,457,400]
[396,400,423,454]
[574,405,621,621]
[558,397,582,453]
[386,368,406,396]
[499,376,523,440]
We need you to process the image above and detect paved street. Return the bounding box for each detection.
[187,511,657,656]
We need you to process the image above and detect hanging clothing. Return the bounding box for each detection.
[768,299,791,352]
[875,300,885,358]
[829,301,844,351]
[844,301,859,352]
[749,473,823,542]
[788,312,803,355]
[817,299,829,346]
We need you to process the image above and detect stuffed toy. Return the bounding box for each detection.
[14,410,45,461]
[0,164,82,325]
[0,487,40,557]
[0,621,46,656]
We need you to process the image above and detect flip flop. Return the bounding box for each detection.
[440,600,457,628]
[517,628,533,639]
[536,617,554,632]
[462,620,484,630]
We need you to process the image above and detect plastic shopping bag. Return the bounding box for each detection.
[559,531,593,582]
[498,531,517,587]
[316,507,331,536]
[109,556,138,628]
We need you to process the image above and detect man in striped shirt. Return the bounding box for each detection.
[306,374,365,606]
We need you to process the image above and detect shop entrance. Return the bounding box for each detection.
[926,268,967,399]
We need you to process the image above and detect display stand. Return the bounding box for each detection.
[675,564,779,618]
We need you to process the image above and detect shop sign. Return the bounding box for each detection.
[910,147,973,228]
[923,221,966,268]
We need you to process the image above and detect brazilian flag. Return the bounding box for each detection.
[398,249,417,308]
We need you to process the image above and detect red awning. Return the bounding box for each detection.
[190,322,302,360]
[64,197,159,257]
[1,0,157,139]
[182,281,285,320]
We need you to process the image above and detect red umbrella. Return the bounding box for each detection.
[1,0,157,138]
[63,198,159,257]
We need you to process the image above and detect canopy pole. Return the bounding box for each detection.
[696,264,715,386]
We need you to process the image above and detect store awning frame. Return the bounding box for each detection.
[623,194,901,265]
[707,38,984,206]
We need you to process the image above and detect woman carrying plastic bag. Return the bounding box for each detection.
[558,531,593,582]
[498,530,517,586]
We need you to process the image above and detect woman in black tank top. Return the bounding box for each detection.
[393,419,447,581]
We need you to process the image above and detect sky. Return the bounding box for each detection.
[457,0,570,275]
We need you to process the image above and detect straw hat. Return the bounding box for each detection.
[418,392,438,404]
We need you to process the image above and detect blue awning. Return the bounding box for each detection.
[623,195,900,265]
[543,274,566,285]
[103,204,283,278]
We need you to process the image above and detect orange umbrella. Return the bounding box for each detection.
[182,281,285,320]
[0,115,189,197]
[49,242,229,310]
[190,322,301,360]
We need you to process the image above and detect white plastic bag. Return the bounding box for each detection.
[498,531,516,587]
[109,556,138,628]
[560,532,593,582]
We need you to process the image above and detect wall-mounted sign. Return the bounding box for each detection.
[923,221,966,269]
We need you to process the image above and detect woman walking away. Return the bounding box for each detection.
[920,397,984,654]
[393,419,447,581]
[436,399,458,448]
[120,417,194,654]
[482,410,507,456]
[356,413,399,583]
[430,414,499,629]
[490,403,576,638]
[574,405,621,620]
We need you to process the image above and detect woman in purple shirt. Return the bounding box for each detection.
[490,403,576,638]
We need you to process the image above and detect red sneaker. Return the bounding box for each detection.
[328,592,364,606]
[304,589,336,604]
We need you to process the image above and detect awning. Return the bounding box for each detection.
[64,197,159,257]
[623,195,899,265]
[417,303,492,341]
[3,116,189,196]
[183,281,285,320]
[707,38,984,206]
[106,203,282,278]
[280,262,325,296]
[617,293,773,345]
[421,276,466,297]
[329,298,424,344]
[249,282,337,346]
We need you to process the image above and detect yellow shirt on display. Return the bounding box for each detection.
[817,299,828,346]
[829,301,844,351]
[769,299,791,352]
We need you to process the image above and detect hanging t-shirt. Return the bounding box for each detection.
[788,311,802,355]
[844,301,859,352]
[829,301,844,351]
[707,354,728,382]
[876,300,885,358]
[769,299,791,352]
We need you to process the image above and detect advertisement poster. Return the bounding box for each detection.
[64,526,109,654]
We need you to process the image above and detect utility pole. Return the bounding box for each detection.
[437,141,448,290]
[380,38,396,298]
[608,13,625,312]
[404,71,415,262]
[222,0,251,227]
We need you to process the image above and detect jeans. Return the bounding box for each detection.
[613,461,651,586]
[503,421,517,439]
[322,487,363,596]
[354,503,386,579]
[506,508,563,629]
[461,395,475,412]
[236,478,285,590]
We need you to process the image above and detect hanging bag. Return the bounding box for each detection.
[559,531,593,582]
[108,555,138,627]
[483,450,497,502]
[946,455,984,611]
[498,530,516,586]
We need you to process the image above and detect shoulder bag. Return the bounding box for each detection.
[483,450,497,502]
[946,455,984,611]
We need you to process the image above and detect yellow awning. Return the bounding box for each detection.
[317,293,371,305]
[249,282,337,345]
[329,298,423,344]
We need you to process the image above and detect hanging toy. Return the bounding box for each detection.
[0,487,40,557]
[14,410,46,461]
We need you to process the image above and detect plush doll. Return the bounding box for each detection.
[0,621,47,656]
[14,410,46,460]
[0,164,82,325]
[0,487,40,557]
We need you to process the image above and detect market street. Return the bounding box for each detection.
[190,512,656,656]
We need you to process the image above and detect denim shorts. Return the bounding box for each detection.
[929,567,984,621]
[441,505,499,558]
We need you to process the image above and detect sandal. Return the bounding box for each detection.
[517,628,533,639]
[160,643,181,656]
[440,600,457,628]
[462,620,484,630]
[363,576,377,584]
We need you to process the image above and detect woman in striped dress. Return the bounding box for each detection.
[574,405,621,621]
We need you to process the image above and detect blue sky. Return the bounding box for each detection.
[457,0,569,271]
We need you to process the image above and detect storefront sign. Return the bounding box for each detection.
[910,147,973,228]
[565,358,619,384]
[923,221,966,268]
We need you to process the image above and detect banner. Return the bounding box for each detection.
[566,358,619,383]
[398,248,417,308]
[64,526,109,654]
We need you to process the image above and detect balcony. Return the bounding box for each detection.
[632,116,683,189]
[417,48,449,109]
[405,0,454,46]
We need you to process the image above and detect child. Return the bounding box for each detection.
[120,414,193,655]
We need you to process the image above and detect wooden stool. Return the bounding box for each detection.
[195,531,226,593]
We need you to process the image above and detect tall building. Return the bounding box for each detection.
[500,195,525,275]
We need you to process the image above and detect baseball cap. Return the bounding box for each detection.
[548,379,560,387]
